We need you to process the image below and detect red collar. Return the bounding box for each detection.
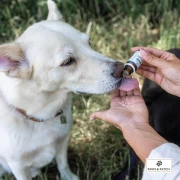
[16,108,63,122]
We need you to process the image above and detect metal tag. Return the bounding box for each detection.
[60,115,67,124]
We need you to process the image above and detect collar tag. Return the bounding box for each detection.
[60,114,67,124]
[58,110,67,124]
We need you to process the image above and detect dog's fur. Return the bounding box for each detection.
[0,1,124,179]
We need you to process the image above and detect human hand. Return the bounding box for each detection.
[90,85,148,132]
[132,47,180,97]
[90,82,167,163]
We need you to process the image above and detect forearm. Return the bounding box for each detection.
[121,122,168,163]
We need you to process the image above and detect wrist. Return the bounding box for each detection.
[120,121,150,135]
[122,121,167,144]
[121,122,168,162]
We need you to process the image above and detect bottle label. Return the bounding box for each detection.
[127,51,142,69]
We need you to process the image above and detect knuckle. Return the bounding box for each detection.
[169,52,174,56]
[170,53,176,58]
[168,52,177,59]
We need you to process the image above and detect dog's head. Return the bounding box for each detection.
[0,0,124,95]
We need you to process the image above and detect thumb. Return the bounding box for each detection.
[140,49,168,68]
[90,111,122,129]
[90,111,107,121]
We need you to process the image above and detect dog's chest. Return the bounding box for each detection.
[0,91,73,171]
[0,117,72,173]
[20,117,71,156]
[24,134,59,168]
[22,117,71,167]
[0,109,72,168]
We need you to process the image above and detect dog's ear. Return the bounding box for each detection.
[0,42,32,79]
[47,0,63,21]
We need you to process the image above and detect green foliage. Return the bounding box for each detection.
[0,0,180,179]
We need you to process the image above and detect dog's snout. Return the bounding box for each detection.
[111,62,124,78]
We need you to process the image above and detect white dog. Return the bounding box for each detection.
[0,0,125,180]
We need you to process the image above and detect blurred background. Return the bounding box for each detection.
[0,0,179,179]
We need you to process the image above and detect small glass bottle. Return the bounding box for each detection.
[123,51,142,77]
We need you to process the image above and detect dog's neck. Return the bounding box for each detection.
[0,74,70,121]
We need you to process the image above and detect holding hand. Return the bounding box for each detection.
[90,83,167,162]
[132,47,180,97]
[90,85,148,132]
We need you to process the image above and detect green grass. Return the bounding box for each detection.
[0,0,180,179]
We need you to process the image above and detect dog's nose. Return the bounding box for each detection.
[111,62,124,78]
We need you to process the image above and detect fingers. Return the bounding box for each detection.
[131,47,169,58]
[89,110,113,124]
[136,68,157,82]
[112,88,138,98]
[120,90,127,97]
[139,65,157,73]
[90,111,104,120]
[139,49,169,70]
[132,87,141,96]
[111,89,119,99]
[120,89,139,96]
[90,111,120,129]
[127,90,133,96]
[125,87,141,96]
[115,89,137,97]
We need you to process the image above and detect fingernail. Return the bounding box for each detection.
[140,49,149,56]
[90,117,95,121]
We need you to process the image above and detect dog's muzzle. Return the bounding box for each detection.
[111,62,124,78]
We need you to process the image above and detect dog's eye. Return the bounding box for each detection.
[61,57,76,66]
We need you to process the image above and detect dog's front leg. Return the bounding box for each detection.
[56,135,80,180]
[9,162,31,180]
